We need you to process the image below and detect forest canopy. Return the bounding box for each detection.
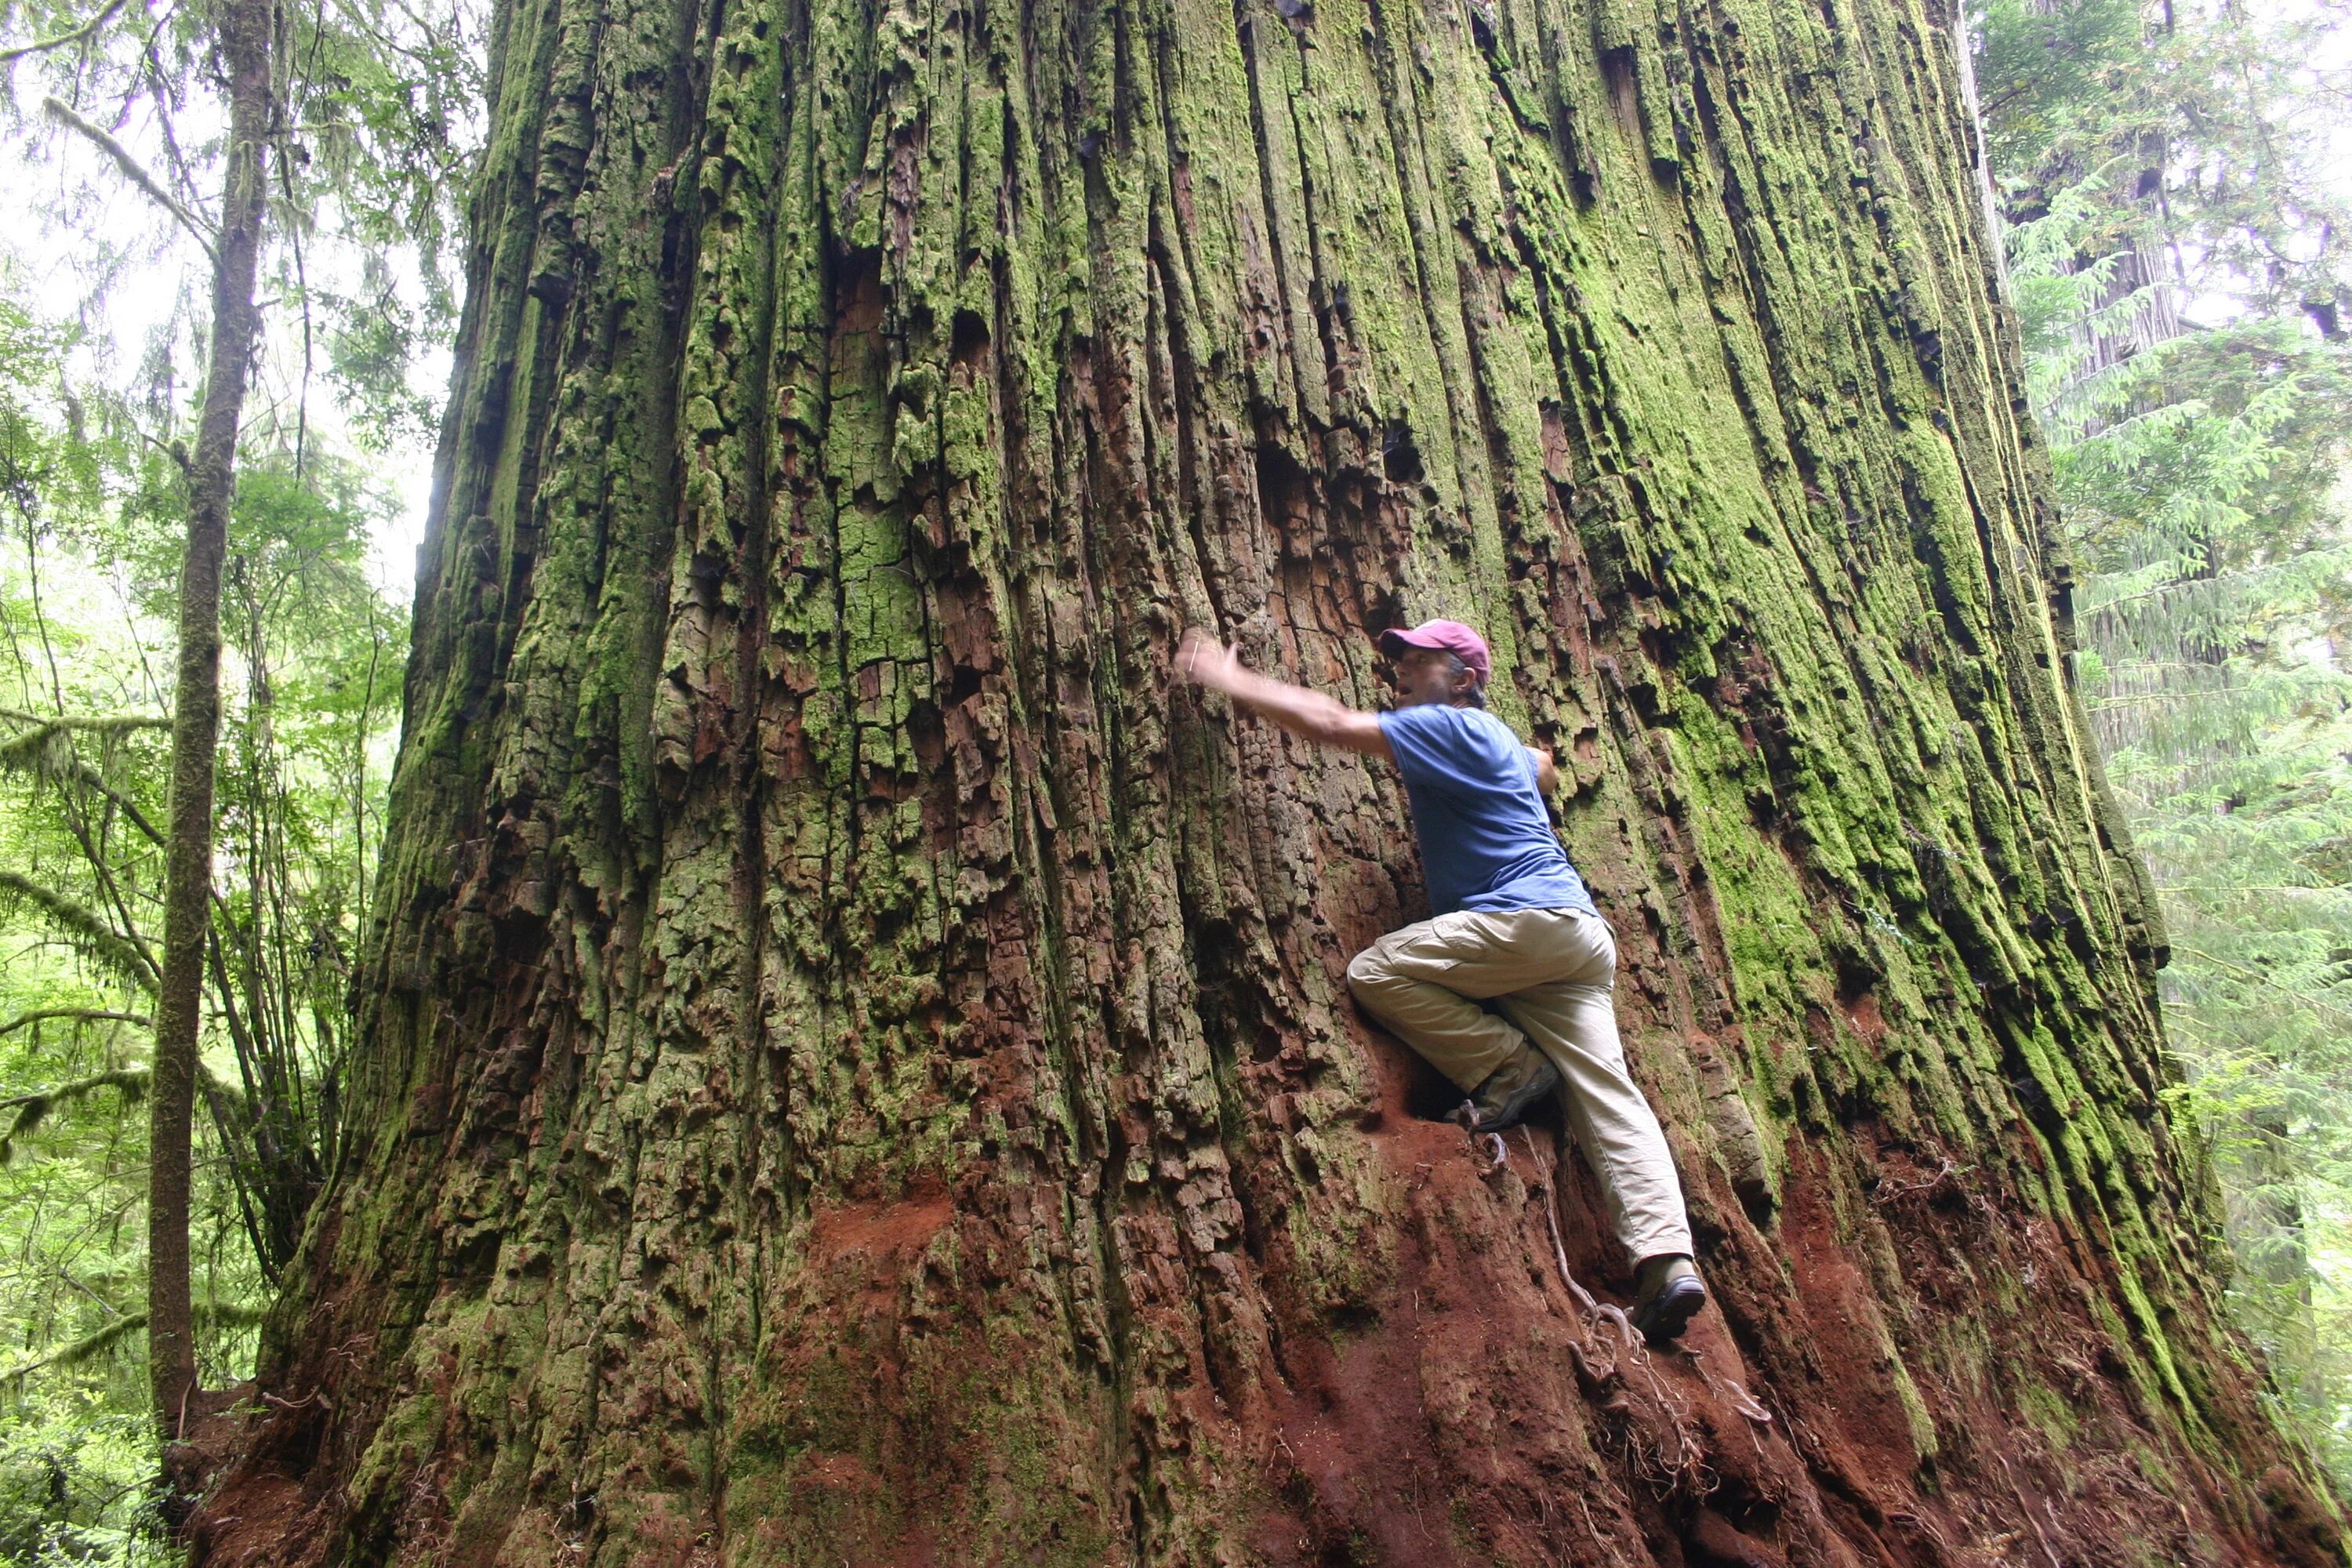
[1976,0,2352,1476]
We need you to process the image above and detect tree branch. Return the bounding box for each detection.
[54,754,169,847]
[0,1066,151,1113]
[2169,945,2352,1029]
[0,869,162,993]
[0,1007,151,1036]
[39,96,216,260]
[0,706,171,732]
[0,712,176,844]
[0,1066,152,1164]
[0,0,128,64]
[0,1312,147,1385]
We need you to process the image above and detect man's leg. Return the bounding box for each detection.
[1345,914,1534,1093]
[1490,915,1693,1266]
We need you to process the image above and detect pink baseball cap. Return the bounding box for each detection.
[1377,619,1490,686]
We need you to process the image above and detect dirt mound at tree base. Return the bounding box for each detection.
[190,1086,2347,1566]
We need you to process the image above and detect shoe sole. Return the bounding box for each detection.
[1636,1276,1708,1345]
[1471,1058,1560,1133]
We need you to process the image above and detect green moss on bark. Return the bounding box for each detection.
[210,0,2345,1557]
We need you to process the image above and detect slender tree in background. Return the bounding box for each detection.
[142,0,275,1442]
[7,0,477,1490]
[0,0,472,1544]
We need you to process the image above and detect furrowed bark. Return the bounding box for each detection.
[150,0,272,1441]
[194,0,2343,1560]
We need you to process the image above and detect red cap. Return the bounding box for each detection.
[1377,619,1490,687]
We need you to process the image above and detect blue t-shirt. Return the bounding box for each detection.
[1376,704,1596,918]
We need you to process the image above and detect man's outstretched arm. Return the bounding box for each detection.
[1177,628,1392,759]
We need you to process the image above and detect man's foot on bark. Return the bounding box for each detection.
[1461,1044,1559,1132]
[1632,1254,1707,1346]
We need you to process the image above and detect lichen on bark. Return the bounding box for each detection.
[194,0,2343,1559]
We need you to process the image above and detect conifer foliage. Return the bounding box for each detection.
[1979,0,2352,1481]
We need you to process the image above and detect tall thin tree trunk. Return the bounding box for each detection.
[199,0,2342,1558]
[149,0,272,1439]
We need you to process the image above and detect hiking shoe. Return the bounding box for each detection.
[1632,1254,1707,1346]
[1463,1044,1559,1132]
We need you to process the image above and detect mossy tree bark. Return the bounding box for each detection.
[200,0,2343,1559]
[151,0,272,1446]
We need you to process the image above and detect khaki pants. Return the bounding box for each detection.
[1346,907,1693,1264]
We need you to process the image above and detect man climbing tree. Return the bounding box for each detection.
[1178,620,1707,1345]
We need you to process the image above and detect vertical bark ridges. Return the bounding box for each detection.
[199,0,2344,1560]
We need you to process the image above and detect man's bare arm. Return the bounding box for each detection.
[1526,745,1559,796]
[1177,629,1392,759]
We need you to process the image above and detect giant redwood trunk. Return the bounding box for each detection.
[195,0,2347,1557]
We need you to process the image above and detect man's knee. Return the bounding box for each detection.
[1345,943,1388,1003]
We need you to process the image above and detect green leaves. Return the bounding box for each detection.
[0,272,405,1529]
[1980,0,2352,1486]
[1974,0,2148,180]
[0,1067,151,1166]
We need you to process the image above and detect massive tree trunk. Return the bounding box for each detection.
[196,0,2343,1558]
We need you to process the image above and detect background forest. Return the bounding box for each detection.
[0,0,2344,1555]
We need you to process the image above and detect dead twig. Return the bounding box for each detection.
[1871,1156,1962,1205]
[1995,1450,2067,1568]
